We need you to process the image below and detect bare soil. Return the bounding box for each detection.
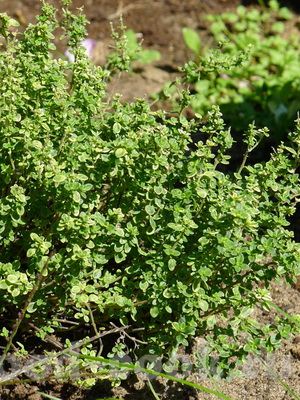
[0,0,299,399]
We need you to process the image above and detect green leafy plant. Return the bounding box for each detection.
[182,0,300,142]
[0,0,299,391]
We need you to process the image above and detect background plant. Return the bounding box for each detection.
[181,0,300,143]
[124,28,160,65]
[0,0,299,389]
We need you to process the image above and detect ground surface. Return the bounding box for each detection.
[0,0,300,399]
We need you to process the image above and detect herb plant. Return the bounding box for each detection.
[0,0,299,386]
[182,0,300,142]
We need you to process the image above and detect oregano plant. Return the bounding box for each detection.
[0,0,299,385]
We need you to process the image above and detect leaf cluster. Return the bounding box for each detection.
[0,0,299,381]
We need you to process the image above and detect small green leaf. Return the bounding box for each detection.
[115,148,127,158]
[154,186,163,195]
[30,233,40,241]
[77,174,88,181]
[16,206,25,216]
[113,123,122,134]
[115,296,125,307]
[11,288,20,297]
[149,216,156,231]
[167,223,184,232]
[278,7,292,20]
[0,327,9,338]
[53,174,67,184]
[168,258,176,271]
[206,315,216,327]
[89,294,99,303]
[164,248,181,257]
[6,274,18,284]
[73,191,81,203]
[138,49,161,64]
[182,27,201,54]
[125,29,138,50]
[115,227,125,237]
[71,285,81,294]
[31,140,43,150]
[85,285,95,293]
[271,21,285,33]
[145,205,155,215]
[198,299,209,311]
[139,281,148,291]
[197,189,207,198]
[78,293,89,303]
[27,248,36,258]
[150,306,160,318]
[6,17,20,27]
[166,305,172,313]
[27,302,37,313]
[114,253,126,263]
[163,362,175,373]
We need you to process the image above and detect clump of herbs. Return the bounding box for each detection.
[0,0,299,386]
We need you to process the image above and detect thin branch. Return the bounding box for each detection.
[0,250,56,369]
[0,325,129,384]
[27,323,64,350]
[110,322,148,345]
[86,302,103,356]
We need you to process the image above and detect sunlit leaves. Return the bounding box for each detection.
[0,0,299,381]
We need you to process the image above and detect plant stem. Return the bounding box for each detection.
[237,149,249,176]
[147,378,161,400]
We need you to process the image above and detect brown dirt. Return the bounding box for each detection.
[0,0,299,399]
